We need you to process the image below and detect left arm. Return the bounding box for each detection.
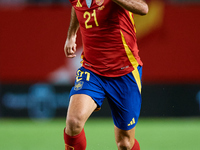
[112,0,149,15]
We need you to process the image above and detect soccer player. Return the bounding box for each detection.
[63,0,148,149]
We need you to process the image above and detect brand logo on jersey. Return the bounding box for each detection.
[76,0,82,7]
[74,81,84,91]
[96,0,104,6]
[128,118,135,126]
[121,65,129,70]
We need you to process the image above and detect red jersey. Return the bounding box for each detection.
[69,0,143,77]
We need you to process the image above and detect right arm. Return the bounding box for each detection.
[112,0,148,15]
[64,7,80,58]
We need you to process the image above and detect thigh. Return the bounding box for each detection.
[66,67,106,134]
[66,94,97,126]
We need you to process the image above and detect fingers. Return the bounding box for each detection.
[64,37,77,58]
[64,48,76,58]
[64,43,77,58]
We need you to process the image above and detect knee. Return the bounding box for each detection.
[66,116,84,135]
[117,138,132,150]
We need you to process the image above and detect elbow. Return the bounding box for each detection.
[144,4,149,15]
[141,4,149,15]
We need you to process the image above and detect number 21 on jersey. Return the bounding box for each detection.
[84,9,99,29]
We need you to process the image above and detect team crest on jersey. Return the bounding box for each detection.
[74,81,84,91]
[96,0,104,6]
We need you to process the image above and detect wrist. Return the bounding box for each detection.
[67,34,77,42]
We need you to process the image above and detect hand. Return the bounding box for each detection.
[64,35,77,58]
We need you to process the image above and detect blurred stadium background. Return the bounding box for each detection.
[0,0,200,150]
